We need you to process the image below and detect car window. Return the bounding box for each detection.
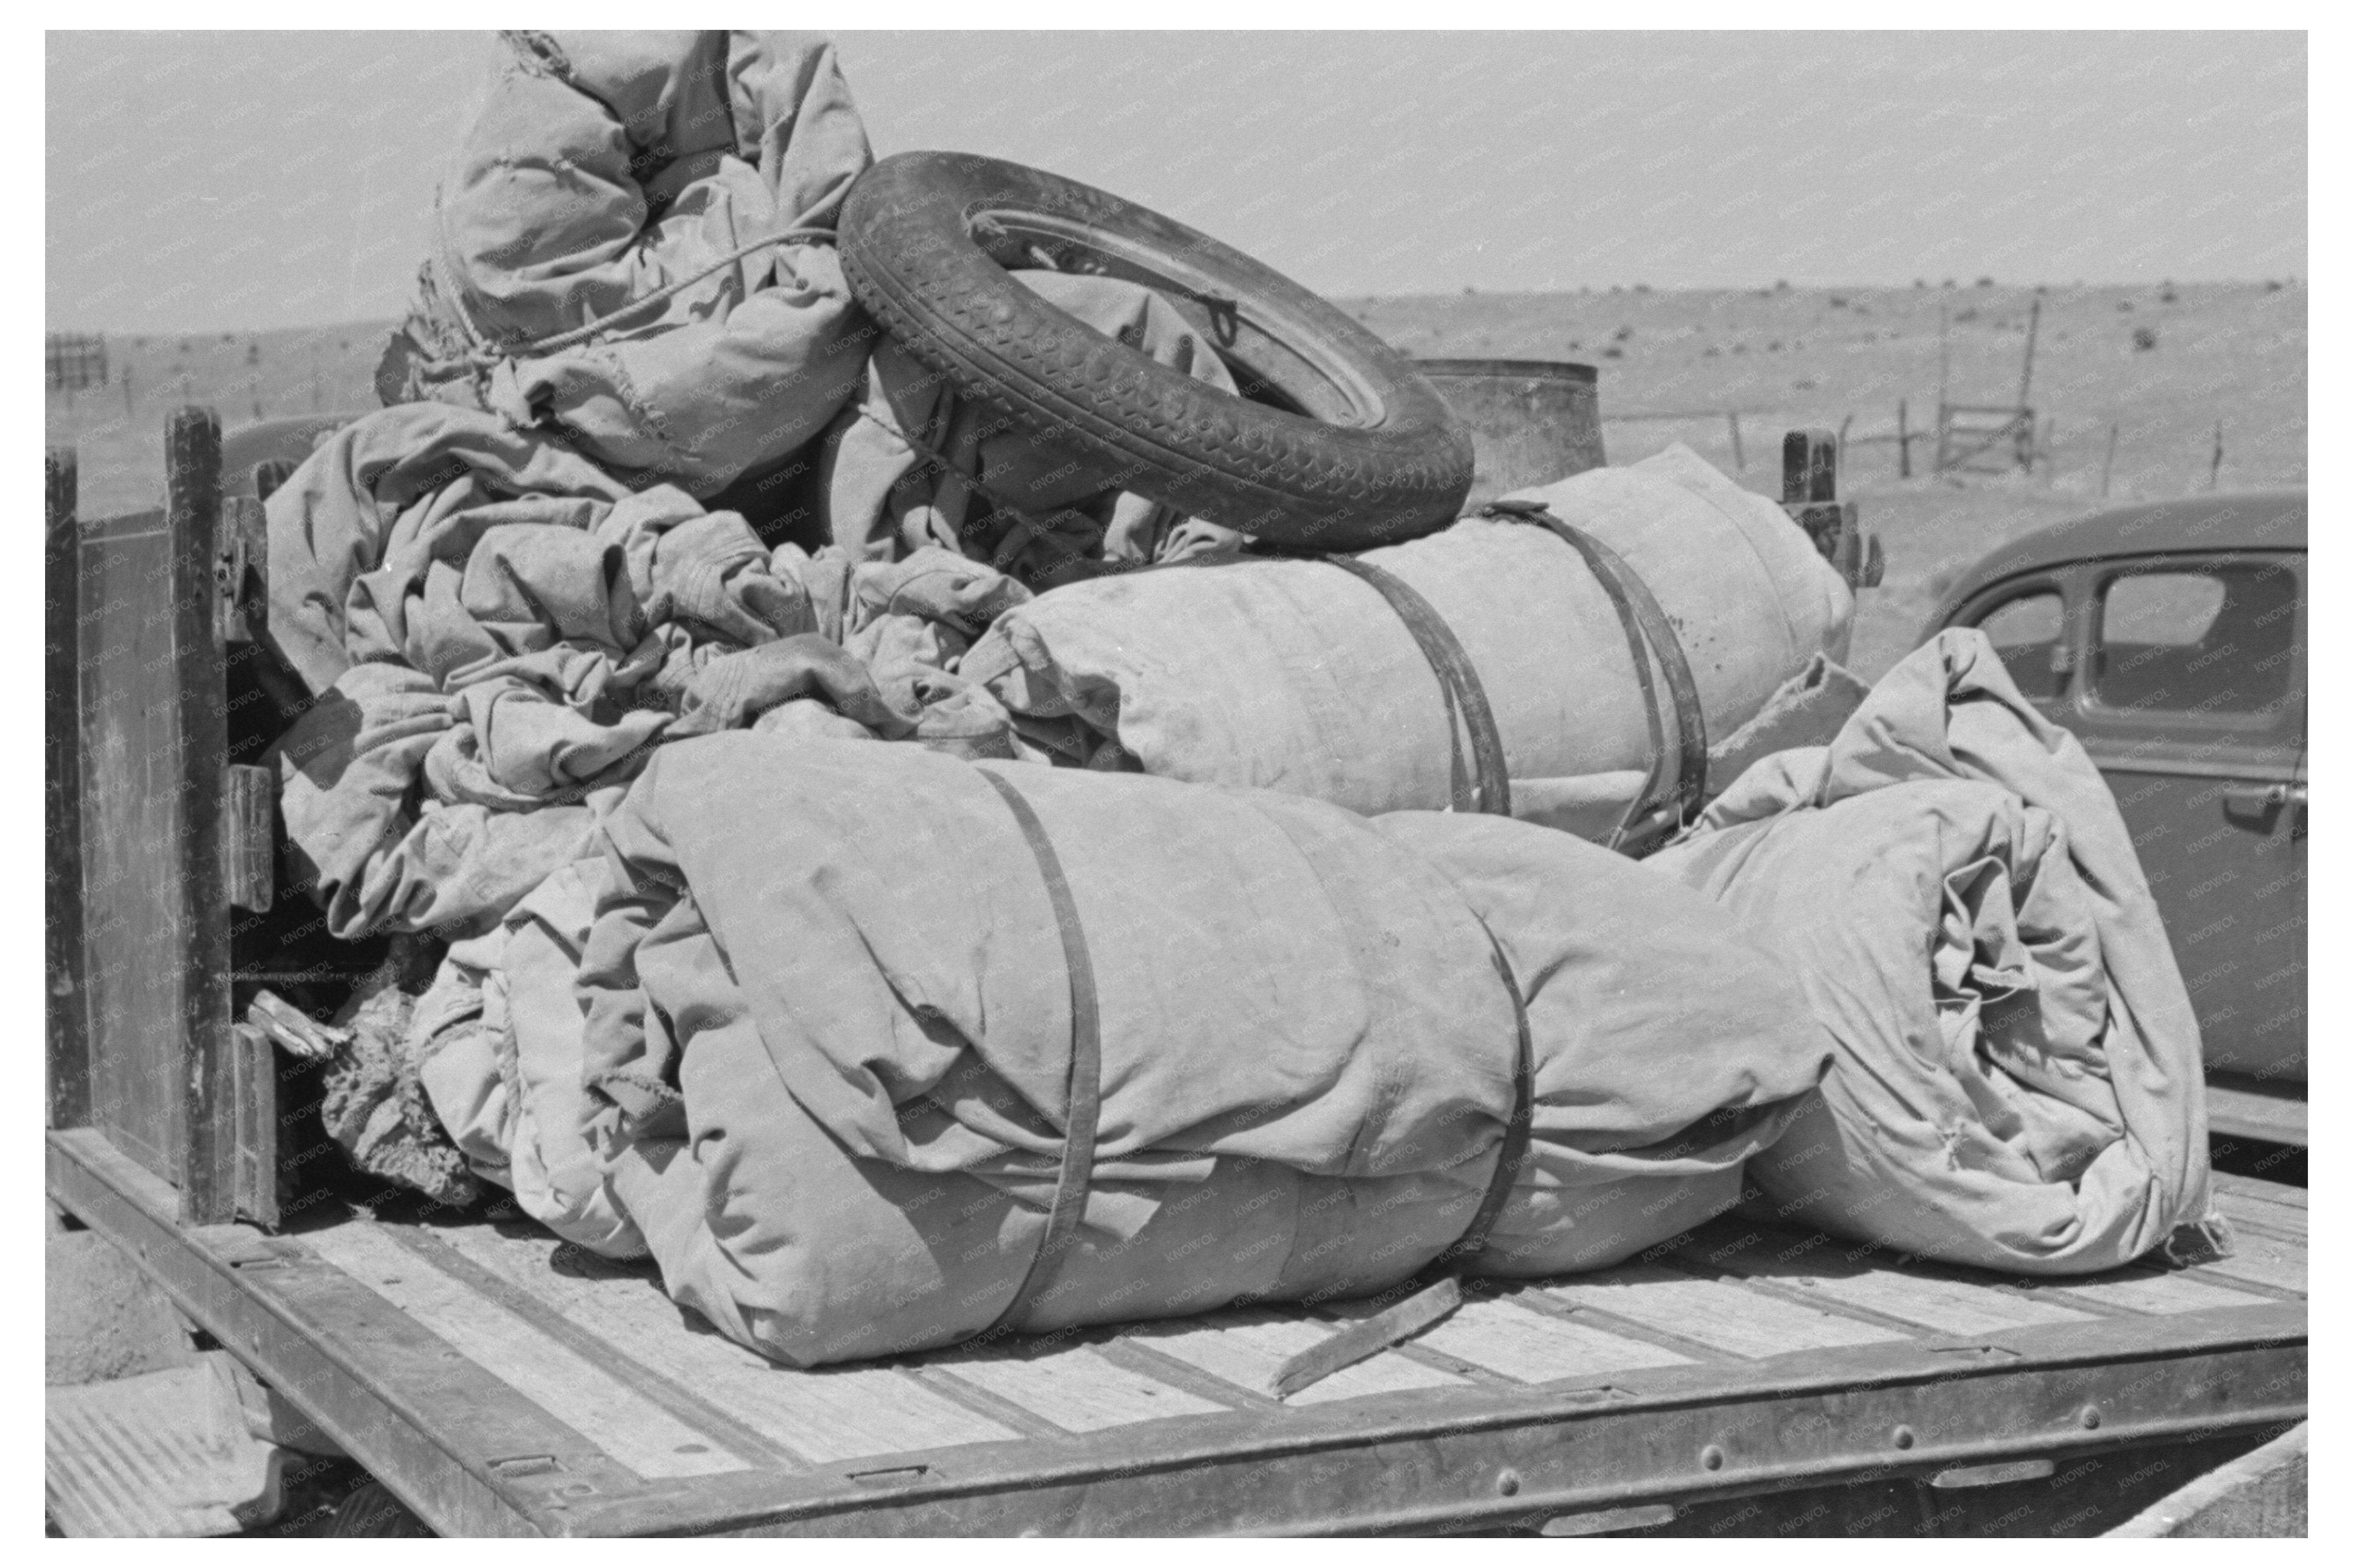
[1971,588,2068,701]
[2093,561,2296,716]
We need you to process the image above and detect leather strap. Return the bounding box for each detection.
[1326,555,1512,817]
[974,768,1105,1339]
[1481,500,1708,856]
[1270,922,1536,1398]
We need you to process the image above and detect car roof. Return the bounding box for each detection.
[1927,490,2306,639]
[1957,492,2306,587]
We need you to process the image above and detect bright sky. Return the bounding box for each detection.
[46,29,2307,333]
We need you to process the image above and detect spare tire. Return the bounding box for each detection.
[839,152,1474,550]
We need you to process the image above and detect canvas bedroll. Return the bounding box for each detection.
[1647,630,2217,1274]
[415,735,1828,1368]
[960,445,1858,839]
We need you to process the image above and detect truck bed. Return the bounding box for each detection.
[48,1129,2306,1537]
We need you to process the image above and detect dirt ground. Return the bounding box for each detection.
[46,279,2305,682]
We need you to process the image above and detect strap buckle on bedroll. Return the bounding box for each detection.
[1479,499,1708,856]
[1270,925,1538,1400]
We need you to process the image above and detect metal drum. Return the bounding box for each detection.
[1415,359,1606,508]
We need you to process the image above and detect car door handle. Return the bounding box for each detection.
[2223,782,2306,809]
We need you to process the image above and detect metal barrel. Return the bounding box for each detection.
[1414,359,1605,507]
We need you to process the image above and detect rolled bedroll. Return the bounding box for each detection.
[416,735,1828,1368]
[1646,630,2220,1274]
[959,445,1859,843]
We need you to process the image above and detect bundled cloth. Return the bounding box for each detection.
[378,30,1250,590]
[960,445,1860,841]
[383,31,875,497]
[411,736,1829,1367]
[1646,630,2218,1274]
[265,403,1030,941]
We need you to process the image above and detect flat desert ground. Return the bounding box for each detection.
[48,280,2305,681]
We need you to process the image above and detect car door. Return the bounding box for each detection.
[2067,551,2307,1087]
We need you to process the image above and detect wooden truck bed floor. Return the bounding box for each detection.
[48,1129,2307,1537]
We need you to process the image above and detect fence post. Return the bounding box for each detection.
[2101,423,2120,498]
[1897,399,1911,479]
[1727,411,1744,471]
[2209,422,2224,490]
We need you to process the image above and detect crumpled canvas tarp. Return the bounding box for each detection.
[412,736,1828,1366]
[386,30,875,497]
[960,444,1856,836]
[265,402,1032,940]
[1646,630,2215,1274]
[380,29,1250,590]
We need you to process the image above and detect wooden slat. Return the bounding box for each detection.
[391,1227,798,1473]
[222,766,274,913]
[303,1223,751,1480]
[1546,1266,1908,1359]
[46,445,89,1130]
[216,494,267,646]
[2045,1271,2275,1318]
[2204,1082,2306,1146]
[1390,1298,1692,1385]
[935,1346,1226,1433]
[435,1224,1019,1464]
[2211,1172,2304,1210]
[79,512,185,1182]
[2212,1186,2307,1241]
[2194,1232,2307,1297]
[1127,1310,1468,1407]
[228,1025,276,1229]
[168,406,235,1224]
[1705,1254,2096,1338]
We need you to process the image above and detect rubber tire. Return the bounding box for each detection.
[839,152,1474,551]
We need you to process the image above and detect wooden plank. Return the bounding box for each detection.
[2212,1187,2307,1241]
[2204,1082,2306,1146]
[2045,1271,2275,1318]
[1545,1266,1908,1360]
[79,511,185,1182]
[228,1025,276,1229]
[1394,1298,1693,1385]
[1127,1309,1468,1407]
[2211,1172,2304,1210]
[216,494,266,646]
[434,1224,1019,1464]
[221,766,274,914]
[51,1130,570,1536]
[1706,1252,2096,1338]
[935,1346,1226,1433]
[302,1222,752,1480]
[391,1227,797,1474]
[46,445,88,1129]
[2195,1232,2307,1297]
[2106,1421,2306,1538]
[169,406,235,1224]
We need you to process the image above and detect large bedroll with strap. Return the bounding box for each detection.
[960,443,1856,846]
